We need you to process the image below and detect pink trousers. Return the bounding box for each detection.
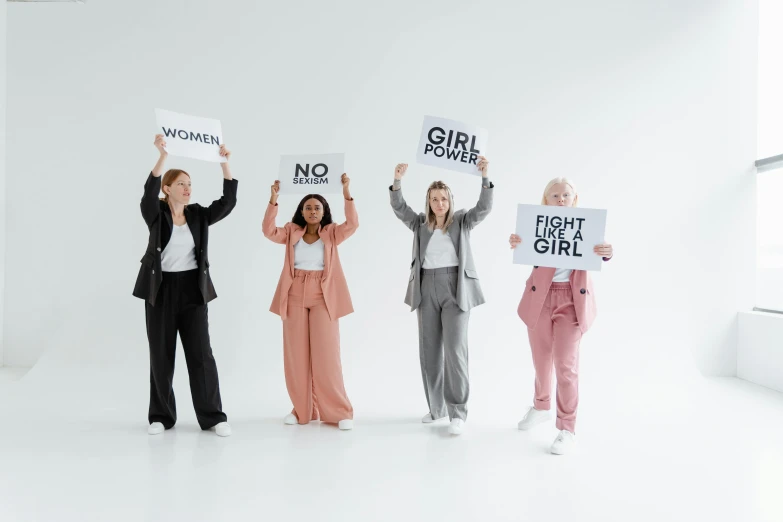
[282,270,353,424]
[527,282,582,433]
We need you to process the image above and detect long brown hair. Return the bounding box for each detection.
[425,181,455,231]
[160,169,191,202]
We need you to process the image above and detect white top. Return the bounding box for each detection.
[552,268,573,282]
[294,238,325,270]
[423,229,459,269]
[161,223,198,272]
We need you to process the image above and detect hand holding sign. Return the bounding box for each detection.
[509,233,522,249]
[593,243,613,259]
[154,134,168,156]
[477,155,489,178]
[219,144,231,162]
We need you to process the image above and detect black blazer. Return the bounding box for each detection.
[132,172,238,306]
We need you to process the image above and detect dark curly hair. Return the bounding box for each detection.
[291,194,333,228]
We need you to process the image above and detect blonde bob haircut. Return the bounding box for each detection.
[541,177,578,207]
[425,180,455,231]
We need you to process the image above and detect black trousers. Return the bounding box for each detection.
[145,269,227,430]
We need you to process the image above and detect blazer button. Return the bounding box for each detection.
[204,270,207,274]
[152,270,155,274]
[532,286,536,291]
[580,288,586,294]
[157,247,161,252]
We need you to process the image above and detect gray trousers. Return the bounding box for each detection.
[416,267,471,421]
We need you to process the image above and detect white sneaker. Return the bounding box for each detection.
[283,414,299,425]
[147,422,164,435]
[422,413,447,424]
[517,407,552,431]
[338,419,354,430]
[214,422,232,437]
[550,430,575,455]
[448,419,465,435]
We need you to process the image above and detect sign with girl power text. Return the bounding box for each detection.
[416,116,488,175]
[513,204,607,271]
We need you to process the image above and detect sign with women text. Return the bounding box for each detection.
[277,153,344,194]
[513,204,607,271]
[155,109,226,163]
[416,115,488,176]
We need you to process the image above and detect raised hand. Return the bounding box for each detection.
[154,134,167,156]
[341,173,352,199]
[219,144,231,162]
[509,233,522,249]
[477,156,489,177]
[270,180,280,205]
[394,163,408,180]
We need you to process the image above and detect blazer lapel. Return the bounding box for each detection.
[419,225,433,264]
[289,226,306,276]
[448,219,461,254]
[184,207,202,257]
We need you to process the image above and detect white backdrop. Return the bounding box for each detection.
[0,0,5,368]
[3,0,757,421]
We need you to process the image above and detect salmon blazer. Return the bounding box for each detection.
[263,198,358,321]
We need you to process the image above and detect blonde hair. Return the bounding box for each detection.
[541,177,578,207]
[160,169,191,203]
[425,181,455,231]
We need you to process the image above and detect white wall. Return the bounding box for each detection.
[4,0,757,403]
[0,0,6,367]
[738,311,783,392]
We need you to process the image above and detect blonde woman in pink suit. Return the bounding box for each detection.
[263,174,357,430]
[510,178,613,455]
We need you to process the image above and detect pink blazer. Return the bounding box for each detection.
[263,198,358,321]
[517,266,597,334]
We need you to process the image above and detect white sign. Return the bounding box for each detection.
[416,115,488,175]
[277,153,344,194]
[513,204,608,271]
[155,109,226,163]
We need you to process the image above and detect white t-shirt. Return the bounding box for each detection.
[552,268,573,282]
[423,229,459,269]
[161,223,198,272]
[294,238,325,270]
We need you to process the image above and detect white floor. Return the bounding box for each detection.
[1,366,782,522]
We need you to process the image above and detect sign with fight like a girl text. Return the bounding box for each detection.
[513,204,608,271]
[416,115,488,175]
[154,109,226,163]
[277,153,344,195]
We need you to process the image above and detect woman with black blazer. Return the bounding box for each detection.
[133,134,238,437]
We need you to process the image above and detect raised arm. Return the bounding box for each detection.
[334,173,359,245]
[263,180,289,244]
[464,155,493,230]
[203,145,238,226]
[388,163,421,232]
[140,135,168,226]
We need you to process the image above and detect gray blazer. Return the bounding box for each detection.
[389,177,494,312]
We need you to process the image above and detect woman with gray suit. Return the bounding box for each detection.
[389,158,493,435]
